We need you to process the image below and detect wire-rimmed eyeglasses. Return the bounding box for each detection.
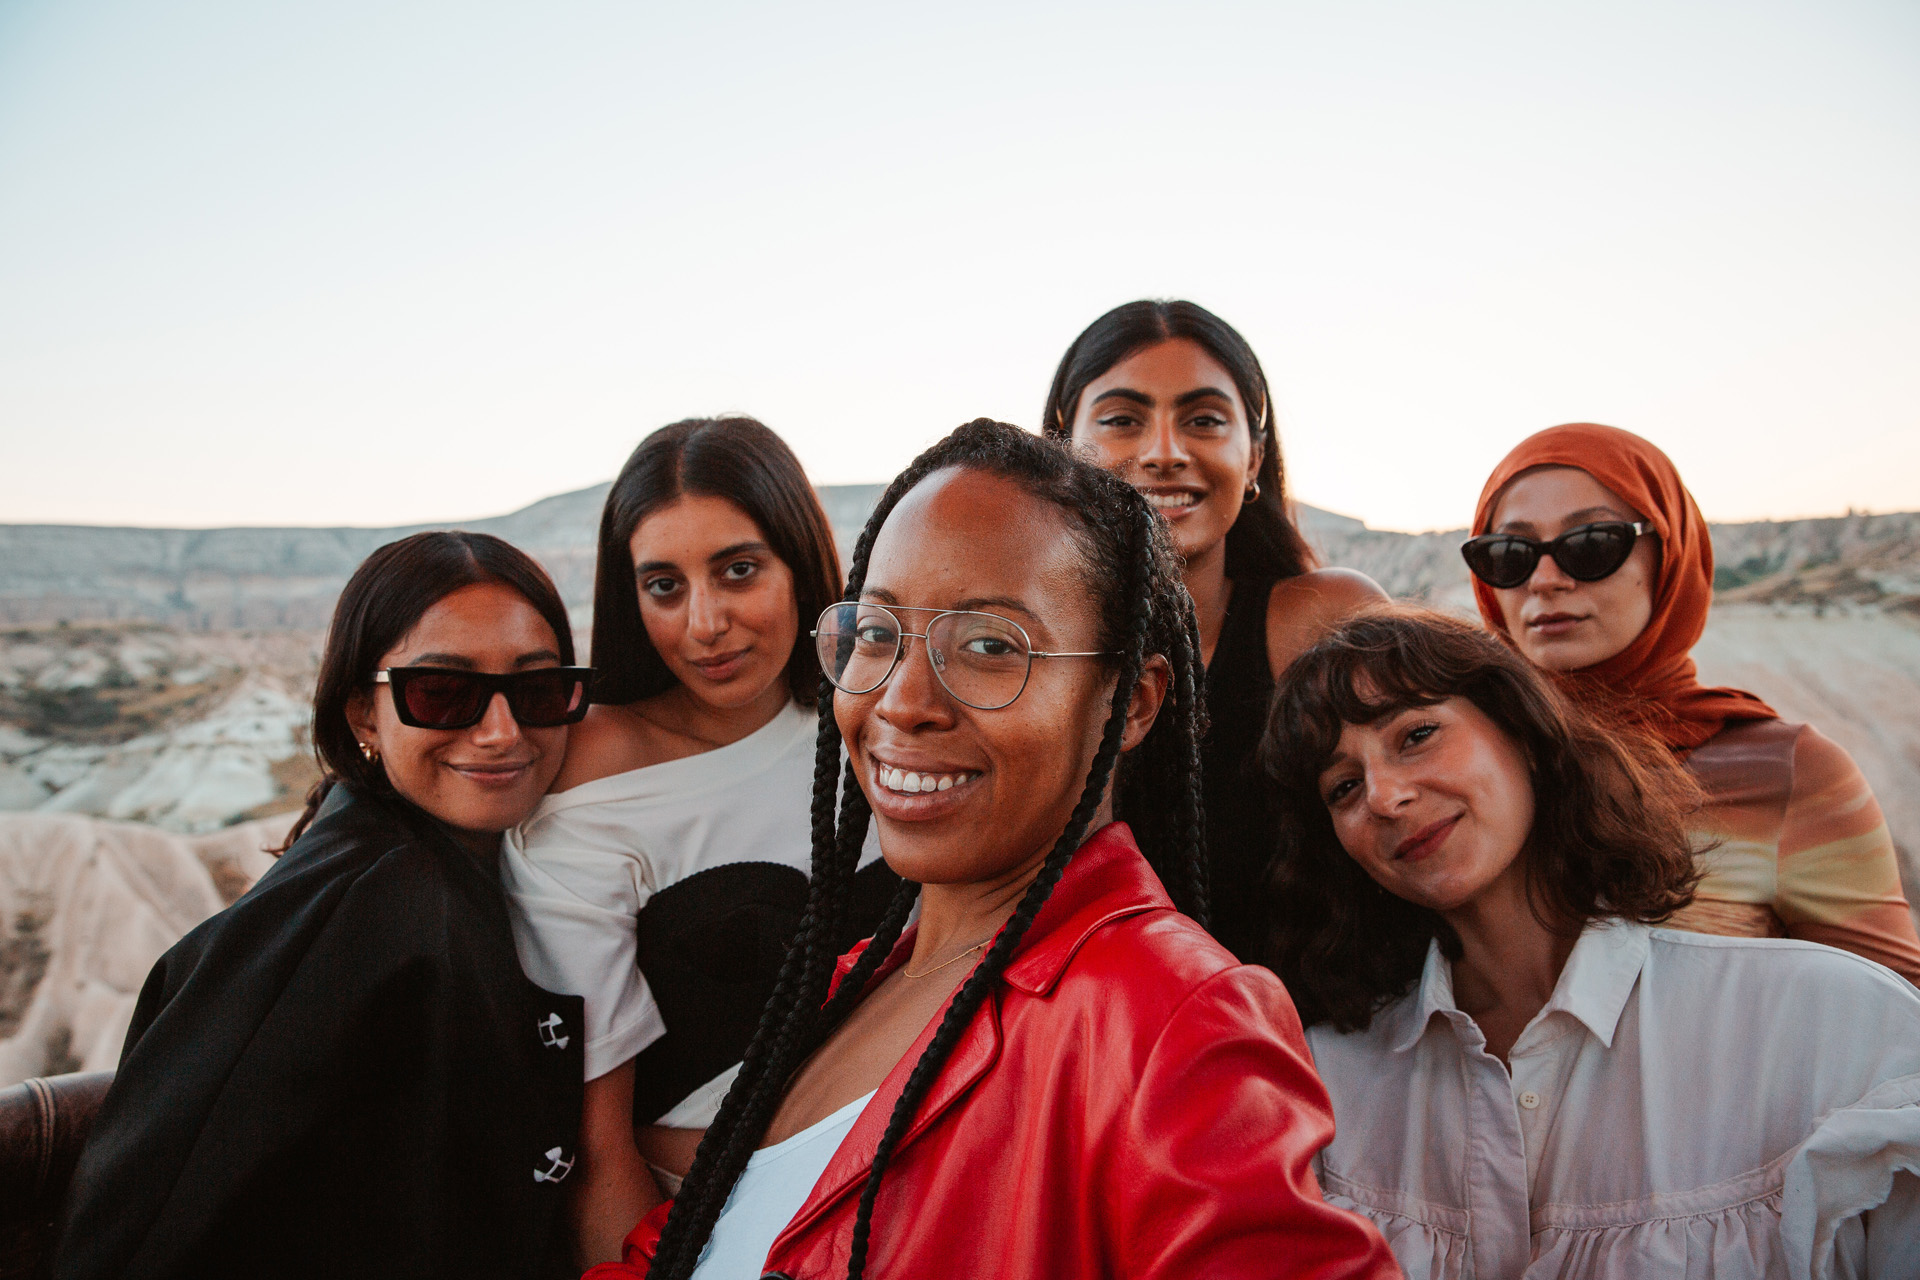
[811,603,1114,710]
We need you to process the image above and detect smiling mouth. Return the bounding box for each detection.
[1394,815,1460,861]
[871,759,981,795]
[449,761,533,783]
[1141,489,1202,512]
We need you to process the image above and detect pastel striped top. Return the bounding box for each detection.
[1668,716,1920,985]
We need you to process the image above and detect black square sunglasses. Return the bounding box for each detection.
[1459,521,1652,590]
[374,666,593,730]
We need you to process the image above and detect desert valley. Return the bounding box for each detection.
[3,487,1918,1086]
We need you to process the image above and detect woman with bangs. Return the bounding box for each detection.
[499,417,892,1265]
[1042,299,1386,959]
[1261,608,1920,1279]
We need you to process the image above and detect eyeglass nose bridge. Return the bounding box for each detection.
[902,632,951,673]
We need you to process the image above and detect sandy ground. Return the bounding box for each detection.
[1694,604,1920,915]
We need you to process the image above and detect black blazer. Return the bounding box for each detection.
[52,783,584,1280]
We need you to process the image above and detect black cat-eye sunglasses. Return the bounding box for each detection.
[1459,521,1652,590]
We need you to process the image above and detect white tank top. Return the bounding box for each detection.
[688,1090,877,1279]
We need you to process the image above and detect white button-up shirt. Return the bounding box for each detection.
[1306,920,1920,1279]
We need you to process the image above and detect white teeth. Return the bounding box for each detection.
[1146,492,1198,509]
[876,763,975,795]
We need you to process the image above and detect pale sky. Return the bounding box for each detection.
[1,0,1915,533]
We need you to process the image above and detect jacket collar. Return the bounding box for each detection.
[1386,917,1652,1054]
[823,820,1173,999]
[787,821,1172,1244]
[1002,821,1172,995]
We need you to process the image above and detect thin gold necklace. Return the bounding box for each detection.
[903,937,993,980]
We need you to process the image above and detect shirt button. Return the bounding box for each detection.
[1518,1090,1542,1110]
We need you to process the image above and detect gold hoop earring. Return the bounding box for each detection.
[1243,481,1261,503]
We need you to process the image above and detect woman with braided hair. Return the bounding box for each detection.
[586,420,1396,1280]
[1043,300,1387,959]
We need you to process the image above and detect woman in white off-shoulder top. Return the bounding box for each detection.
[1258,608,1920,1279]
[499,418,890,1269]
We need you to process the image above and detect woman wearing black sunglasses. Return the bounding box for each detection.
[55,531,592,1280]
[499,418,893,1266]
[1463,423,1920,983]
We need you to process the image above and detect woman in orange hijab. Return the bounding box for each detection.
[1465,422,1920,982]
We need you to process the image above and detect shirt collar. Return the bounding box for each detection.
[1387,918,1652,1053]
[1387,939,1460,1053]
[1529,918,1650,1050]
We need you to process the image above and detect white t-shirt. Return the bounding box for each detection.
[500,702,881,1105]
[1306,919,1920,1279]
[687,1090,876,1280]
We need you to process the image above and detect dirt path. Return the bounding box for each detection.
[1694,604,1920,928]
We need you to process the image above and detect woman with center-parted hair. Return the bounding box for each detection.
[588,420,1397,1280]
[1261,608,1920,1279]
[498,417,893,1265]
[53,532,593,1280]
[1042,299,1387,959]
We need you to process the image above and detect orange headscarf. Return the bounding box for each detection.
[1471,422,1775,751]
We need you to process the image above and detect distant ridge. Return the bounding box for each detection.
[0,484,876,629]
[3,485,1917,629]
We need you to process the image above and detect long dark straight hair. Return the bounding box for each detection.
[280,530,576,849]
[1041,298,1317,582]
[590,416,842,706]
[647,420,1210,1280]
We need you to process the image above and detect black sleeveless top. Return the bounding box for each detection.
[628,858,898,1123]
[1200,576,1280,961]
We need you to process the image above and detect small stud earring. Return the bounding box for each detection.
[1243,481,1261,503]
[360,741,379,764]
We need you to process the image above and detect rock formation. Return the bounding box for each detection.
[0,812,290,1087]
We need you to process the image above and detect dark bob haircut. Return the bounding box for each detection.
[1041,298,1317,582]
[282,530,575,849]
[1258,607,1701,1032]
[589,416,842,706]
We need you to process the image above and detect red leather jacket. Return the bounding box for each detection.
[591,823,1398,1280]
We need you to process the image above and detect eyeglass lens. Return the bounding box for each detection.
[1464,523,1639,589]
[815,604,1033,710]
